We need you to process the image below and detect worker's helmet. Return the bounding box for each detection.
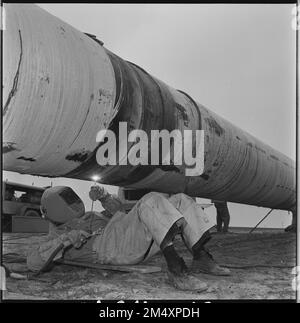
[40,186,85,224]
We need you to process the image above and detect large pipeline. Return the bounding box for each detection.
[3,4,296,211]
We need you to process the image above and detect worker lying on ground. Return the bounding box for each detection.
[27,186,230,291]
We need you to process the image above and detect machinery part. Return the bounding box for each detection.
[3,4,296,212]
[23,209,40,217]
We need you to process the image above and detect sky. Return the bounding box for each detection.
[3,4,297,228]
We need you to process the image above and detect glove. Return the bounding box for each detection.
[62,230,91,248]
[89,185,108,201]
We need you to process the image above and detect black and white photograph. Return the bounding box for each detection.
[1,2,298,305]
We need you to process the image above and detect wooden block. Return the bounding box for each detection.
[56,259,162,274]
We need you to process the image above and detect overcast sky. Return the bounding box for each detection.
[3,4,296,228]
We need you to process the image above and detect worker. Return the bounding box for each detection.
[212,200,231,233]
[27,186,230,291]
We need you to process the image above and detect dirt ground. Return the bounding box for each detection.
[2,228,297,301]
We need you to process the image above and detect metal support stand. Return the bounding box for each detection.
[248,209,274,234]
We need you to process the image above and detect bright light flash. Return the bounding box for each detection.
[92,175,100,182]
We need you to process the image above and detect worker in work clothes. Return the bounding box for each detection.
[27,186,230,291]
[212,200,231,233]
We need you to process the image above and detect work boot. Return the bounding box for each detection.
[167,270,208,292]
[162,244,208,292]
[191,249,231,276]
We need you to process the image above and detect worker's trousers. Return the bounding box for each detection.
[65,192,214,265]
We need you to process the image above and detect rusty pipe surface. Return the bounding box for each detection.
[3,4,296,211]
